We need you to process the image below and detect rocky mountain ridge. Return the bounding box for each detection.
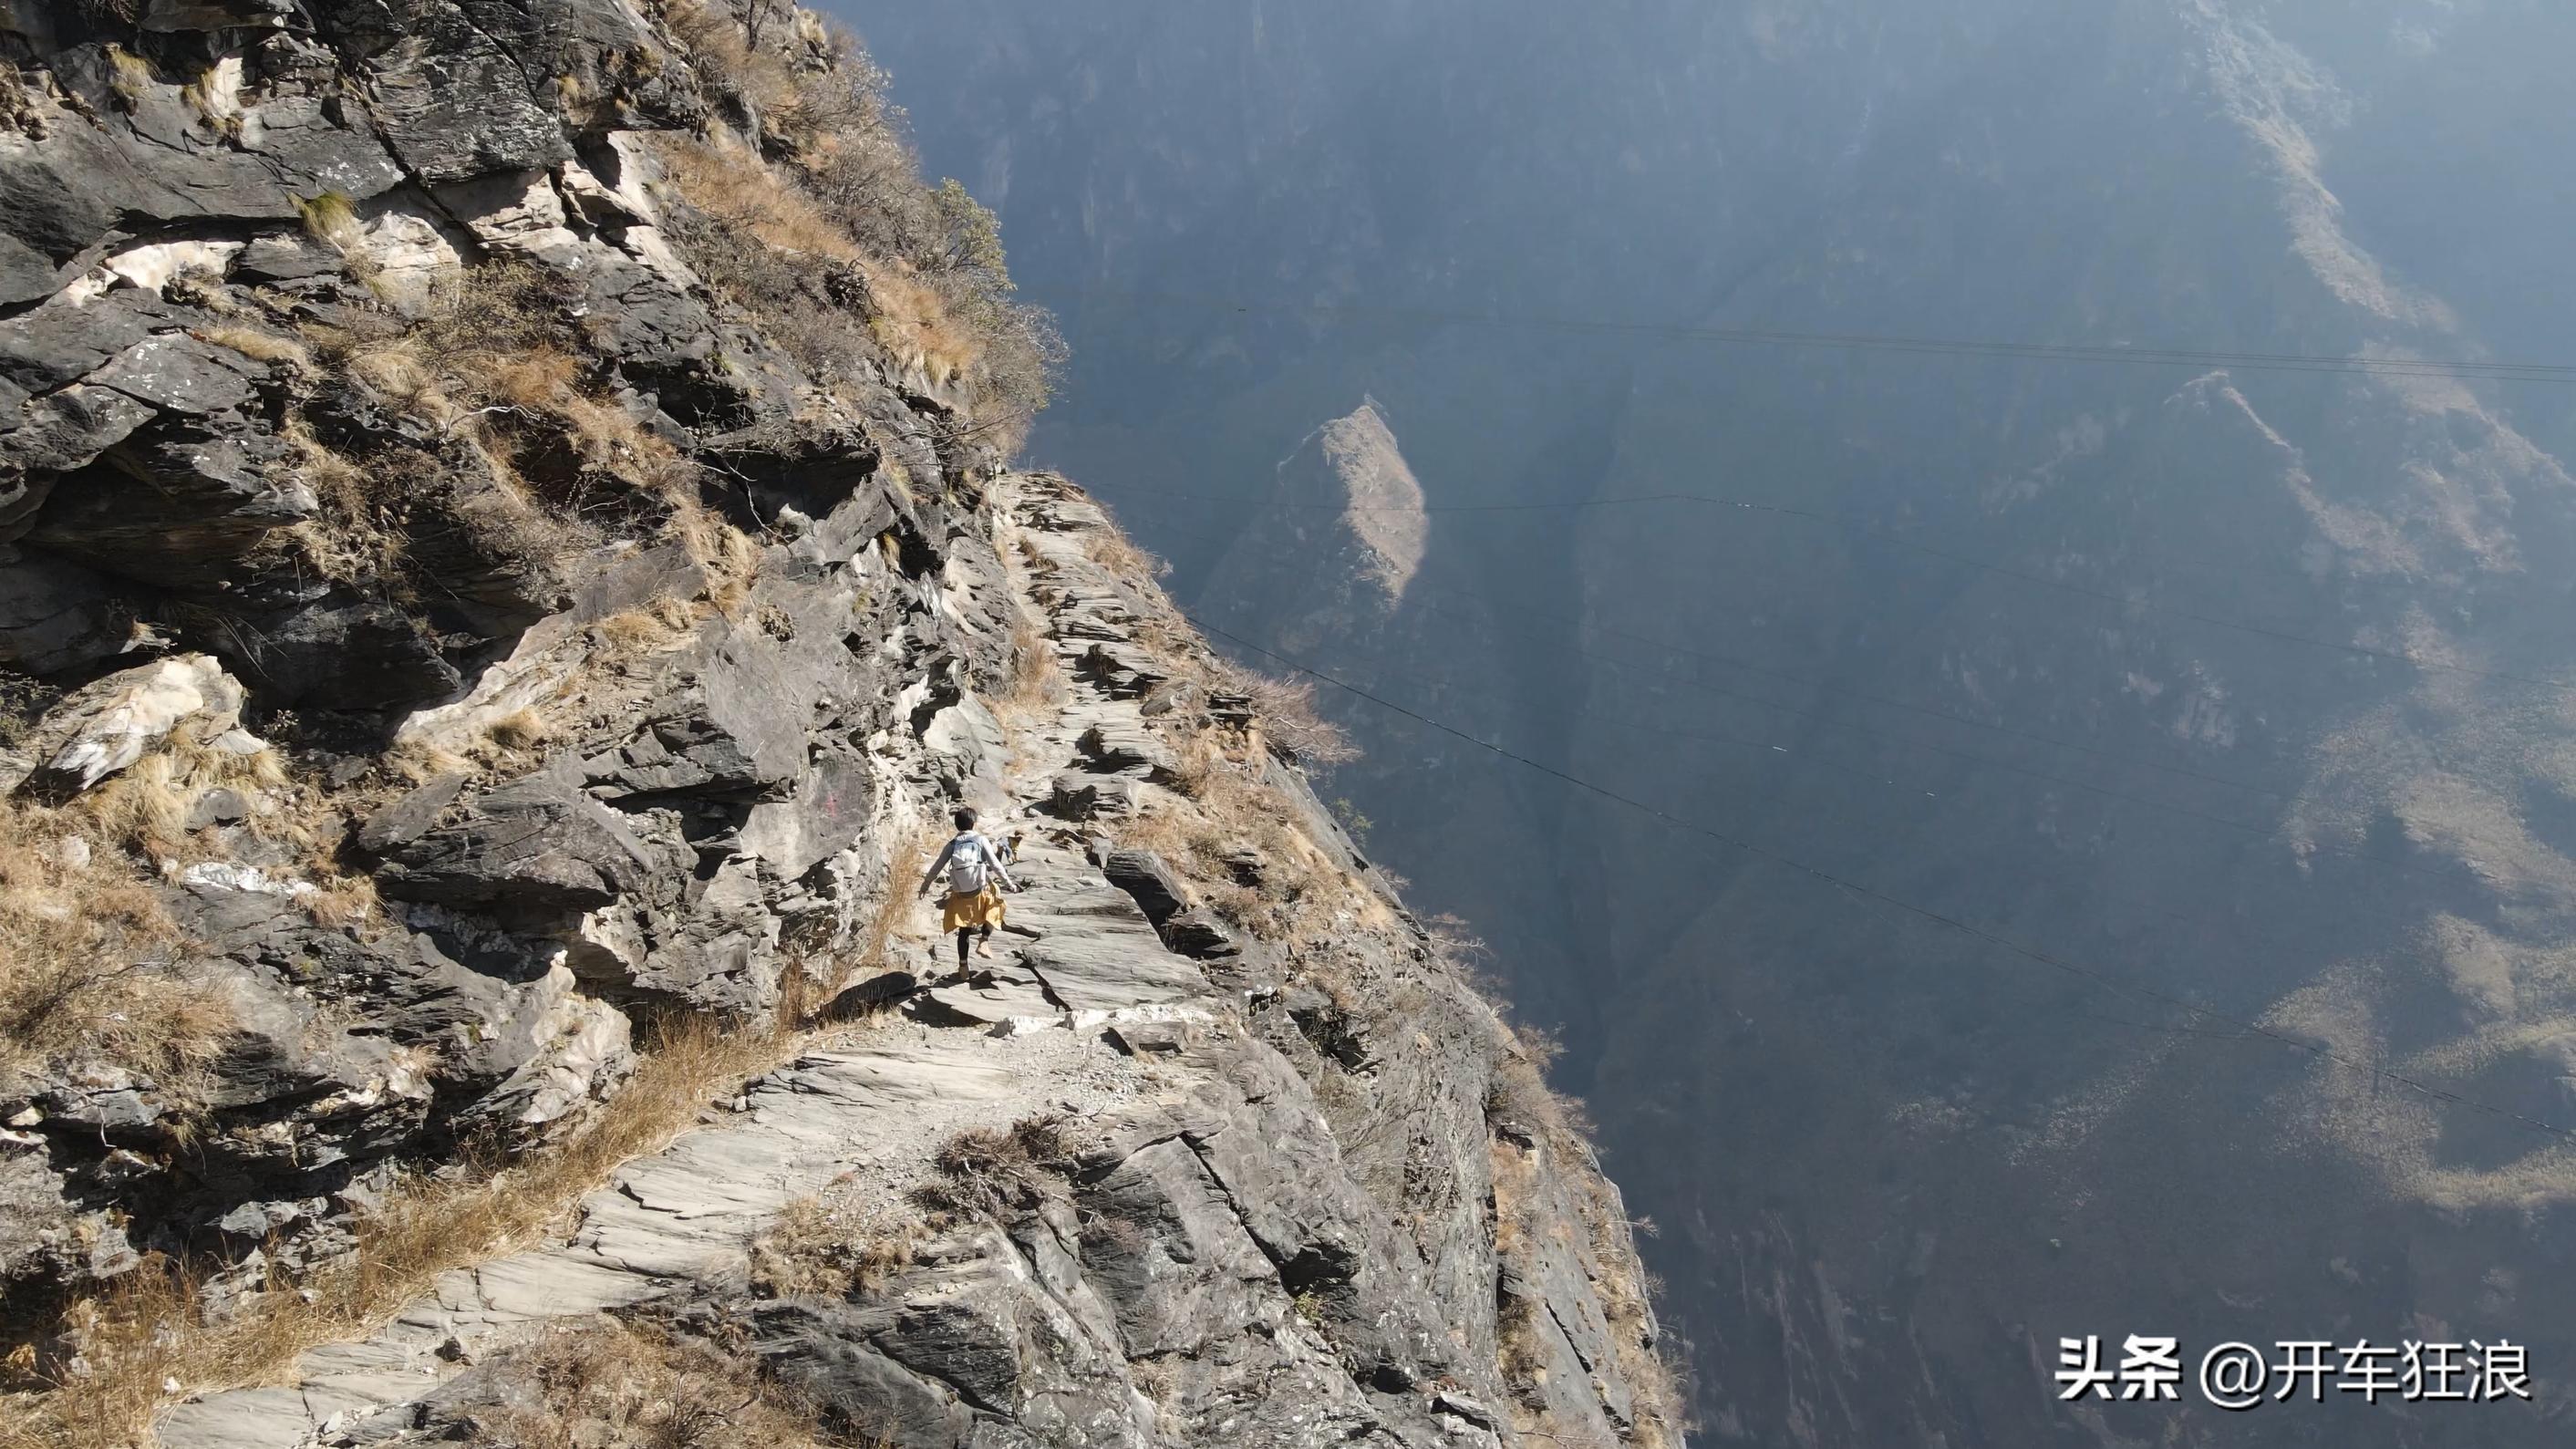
[0,4,1676,1445]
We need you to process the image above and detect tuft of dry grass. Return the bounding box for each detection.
[440,1318,836,1449]
[990,619,1069,765]
[2,1012,808,1449]
[1236,674,1355,767]
[853,829,935,978]
[68,726,288,863]
[292,191,371,281]
[101,46,152,110]
[1111,749,1357,943]
[481,707,549,757]
[590,598,701,672]
[297,867,380,932]
[0,808,225,1110]
[1080,528,1166,583]
[916,1116,1068,1217]
[750,1196,923,1300]
[190,325,309,369]
[666,501,762,616]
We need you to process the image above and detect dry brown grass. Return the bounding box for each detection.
[1081,528,1166,583]
[990,619,1069,764]
[0,809,225,1110]
[101,46,152,110]
[288,264,687,600]
[66,727,287,863]
[861,264,978,387]
[298,868,380,932]
[481,707,549,757]
[666,500,762,616]
[1111,749,1356,942]
[750,1196,923,1300]
[916,1116,1067,1217]
[653,135,864,265]
[3,1012,807,1449]
[277,427,405,589]
[293,191,361,252]
[1236,674,1355,767]
[190,325,309,368]
[855,830,934,975]
[663,0,819,129]
[444,1318,835,1449]
[650,5,1058,422]
[649,137,980,391]
[592,598,699,660]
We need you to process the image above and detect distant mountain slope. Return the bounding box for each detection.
[856,0,2576,1441]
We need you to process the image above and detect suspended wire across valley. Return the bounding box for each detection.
[1087,478,2576,696]
[1181,614,2576,1144]
[1031,285,2576,384]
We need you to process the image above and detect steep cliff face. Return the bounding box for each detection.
[0,5,1675,1446]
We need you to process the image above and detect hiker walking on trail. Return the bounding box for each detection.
[919,807,1018,973]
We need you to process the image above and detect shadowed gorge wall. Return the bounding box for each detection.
[853,0,2576,1442]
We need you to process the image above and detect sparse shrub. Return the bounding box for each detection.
[481,708,549,756]
[1081,528,1167,583]
[456,1318,833,1449]
[0,671,56,748]
[1329,797,1372,848]
[1237,673,1356,766]
[647,10,1060,439]
[918,1116,1067,1216]
[750,1196,921,1299]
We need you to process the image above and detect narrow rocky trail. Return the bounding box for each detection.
[154,487,1223,1449]
[0,5,1677,1438]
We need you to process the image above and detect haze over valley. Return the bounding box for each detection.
[851,3,2576,1442]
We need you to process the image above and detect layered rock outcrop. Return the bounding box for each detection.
[0,5,1675,1446]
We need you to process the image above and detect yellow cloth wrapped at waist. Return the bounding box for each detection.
[941,887,1005,932]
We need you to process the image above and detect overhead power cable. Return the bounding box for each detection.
[1084,485,2292,803]
[1254,630,2416,993]
[1032,285,2576,384]
[1365,624,2531,910]
[1182,613,2576,1144]
[1083,484,2568,899]
[1385,586,2292,802]
[1087,479,2576,696]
